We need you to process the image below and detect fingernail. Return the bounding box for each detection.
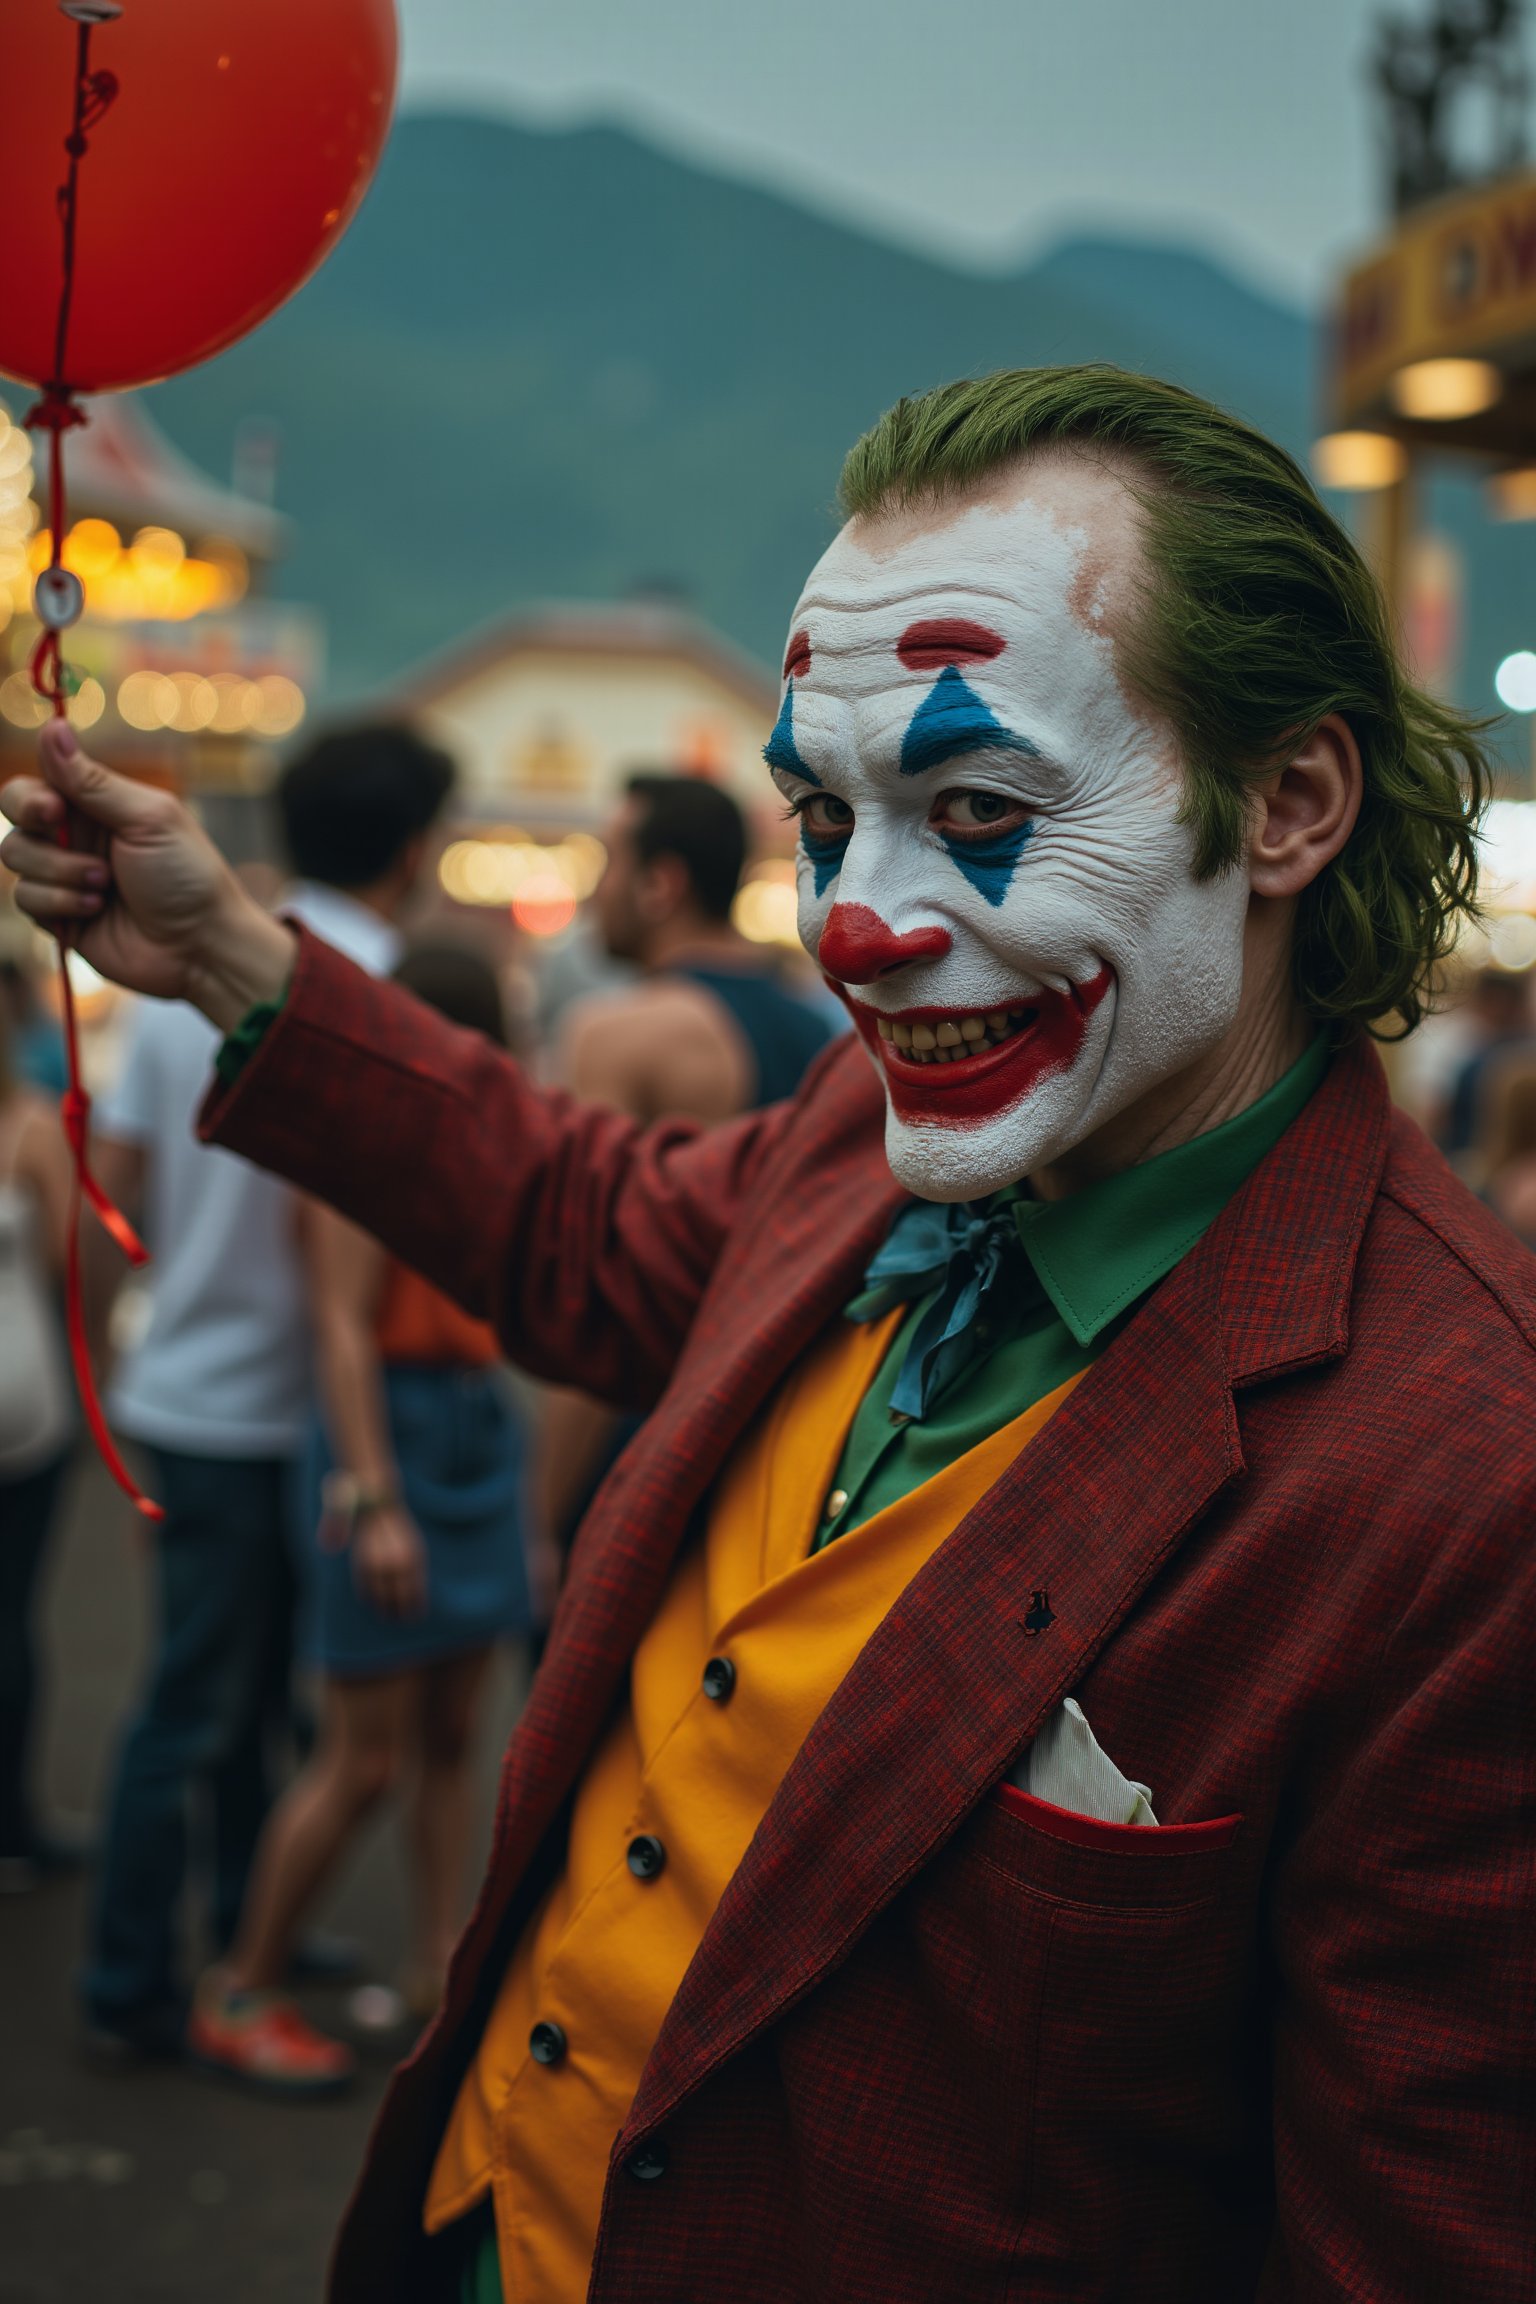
[51,723,79,758]
[85,862,109,885]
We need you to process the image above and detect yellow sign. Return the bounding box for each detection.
[1333,167,1536,421]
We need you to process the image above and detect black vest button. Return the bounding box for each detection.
[528,2019,567,2066]
[626,2138,669,2182]
[701,1655,736,1704]
[626,1832,667,1880]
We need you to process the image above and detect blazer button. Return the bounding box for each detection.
[626,2138,669,2182]
[701,1655,736,1704]
[823,1487,849,1520]
[627,1832,667,1880]
[528,2019,567,2066]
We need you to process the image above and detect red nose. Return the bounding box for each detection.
[817,902,953,985]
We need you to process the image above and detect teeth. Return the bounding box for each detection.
[875,1005,1041,1062]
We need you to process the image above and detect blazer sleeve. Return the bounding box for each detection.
[1259,1470,1536,2300]
[197,926,805,1408]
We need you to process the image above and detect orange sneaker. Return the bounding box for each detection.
[188,1973,355,2097]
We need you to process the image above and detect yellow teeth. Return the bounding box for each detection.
[876,1008,1033,1062]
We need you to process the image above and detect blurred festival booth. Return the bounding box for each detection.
[0,388,322,1067]
[390,599,802,960]
[1313,1,1536,1104]
[0,392,319,809]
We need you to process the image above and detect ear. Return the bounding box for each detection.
[1246,713,1363,900]
[638,853,689,923]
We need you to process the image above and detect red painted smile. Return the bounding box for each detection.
[840,967,1114,1127]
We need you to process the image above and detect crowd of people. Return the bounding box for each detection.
[1421,959,1536,1238]
[0,721,836,2096]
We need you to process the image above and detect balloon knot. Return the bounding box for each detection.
[24,385,86,435]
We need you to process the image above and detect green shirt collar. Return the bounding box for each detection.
[1008,1035,1331,1347]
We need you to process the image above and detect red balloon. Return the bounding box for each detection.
[0,0,398,395]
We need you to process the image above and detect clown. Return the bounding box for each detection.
[3,367,1531,2304]
[771,456,1253,1201]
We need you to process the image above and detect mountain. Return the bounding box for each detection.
[142,110,1528,750]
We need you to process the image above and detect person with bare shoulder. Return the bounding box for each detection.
[542,774,836,1540]
[558,773,834,1125]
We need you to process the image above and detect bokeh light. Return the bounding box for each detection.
[1389,358,1502,421]
[69,676,106,730]
[1494,651,1536,712]
[438,833,607,914]
[0,671,47,728]
[1487,912,1536,971]
[732,861,801,948]
[511,872,579,939]
[1311,430,1407,491]
[114,666,304,736]
[26,521,248,622]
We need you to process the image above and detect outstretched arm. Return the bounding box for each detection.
[1,725,793,1407]
[200,926,784,1404]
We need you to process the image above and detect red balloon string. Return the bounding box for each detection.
[25,17,162,1525]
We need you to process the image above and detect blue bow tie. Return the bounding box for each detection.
[854,1196,1039,1423]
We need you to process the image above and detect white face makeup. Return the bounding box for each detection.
[769,461,1250,1200]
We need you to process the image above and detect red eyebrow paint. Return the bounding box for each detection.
[896,619,1005,671]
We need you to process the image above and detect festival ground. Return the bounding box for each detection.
[0,1447,526,2304]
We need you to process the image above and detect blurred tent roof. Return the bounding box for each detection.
[65,396,289,559]
[391,598,778,719]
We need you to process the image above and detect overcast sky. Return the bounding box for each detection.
[396,0,1401,305]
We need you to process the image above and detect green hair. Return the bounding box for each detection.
[838,364,1493,1038]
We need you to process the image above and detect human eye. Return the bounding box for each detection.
[929,788,1031,842]
[786,791,855,843]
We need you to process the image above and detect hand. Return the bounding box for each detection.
[0,721,295,1028]
[352,1503,428,1619]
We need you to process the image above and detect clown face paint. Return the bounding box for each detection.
[770,462,1251,1200]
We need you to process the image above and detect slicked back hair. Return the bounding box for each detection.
[839,365,1493,1036]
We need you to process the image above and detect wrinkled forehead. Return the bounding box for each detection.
[784,487,1120,729]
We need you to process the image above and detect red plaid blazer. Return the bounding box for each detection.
[203,930,1536,2303]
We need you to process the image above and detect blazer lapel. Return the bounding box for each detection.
[625,1040,1392,2141]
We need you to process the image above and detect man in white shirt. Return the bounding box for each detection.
[82,725,452,2057]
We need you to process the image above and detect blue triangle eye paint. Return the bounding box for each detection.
[763,681,821,785]
[805,839,844,898]
[899,665,1038,779]
[941,818,1035,904]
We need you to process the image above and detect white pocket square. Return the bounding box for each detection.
[1010,1697,1158,1827]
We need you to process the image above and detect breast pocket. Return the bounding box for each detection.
[944,1783,1258,2267]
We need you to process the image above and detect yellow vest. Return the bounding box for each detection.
[424,1311,1082,2303]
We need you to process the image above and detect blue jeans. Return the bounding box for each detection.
[82,1448,297,2022]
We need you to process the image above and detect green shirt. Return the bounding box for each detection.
[813,1036,1331,1548]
